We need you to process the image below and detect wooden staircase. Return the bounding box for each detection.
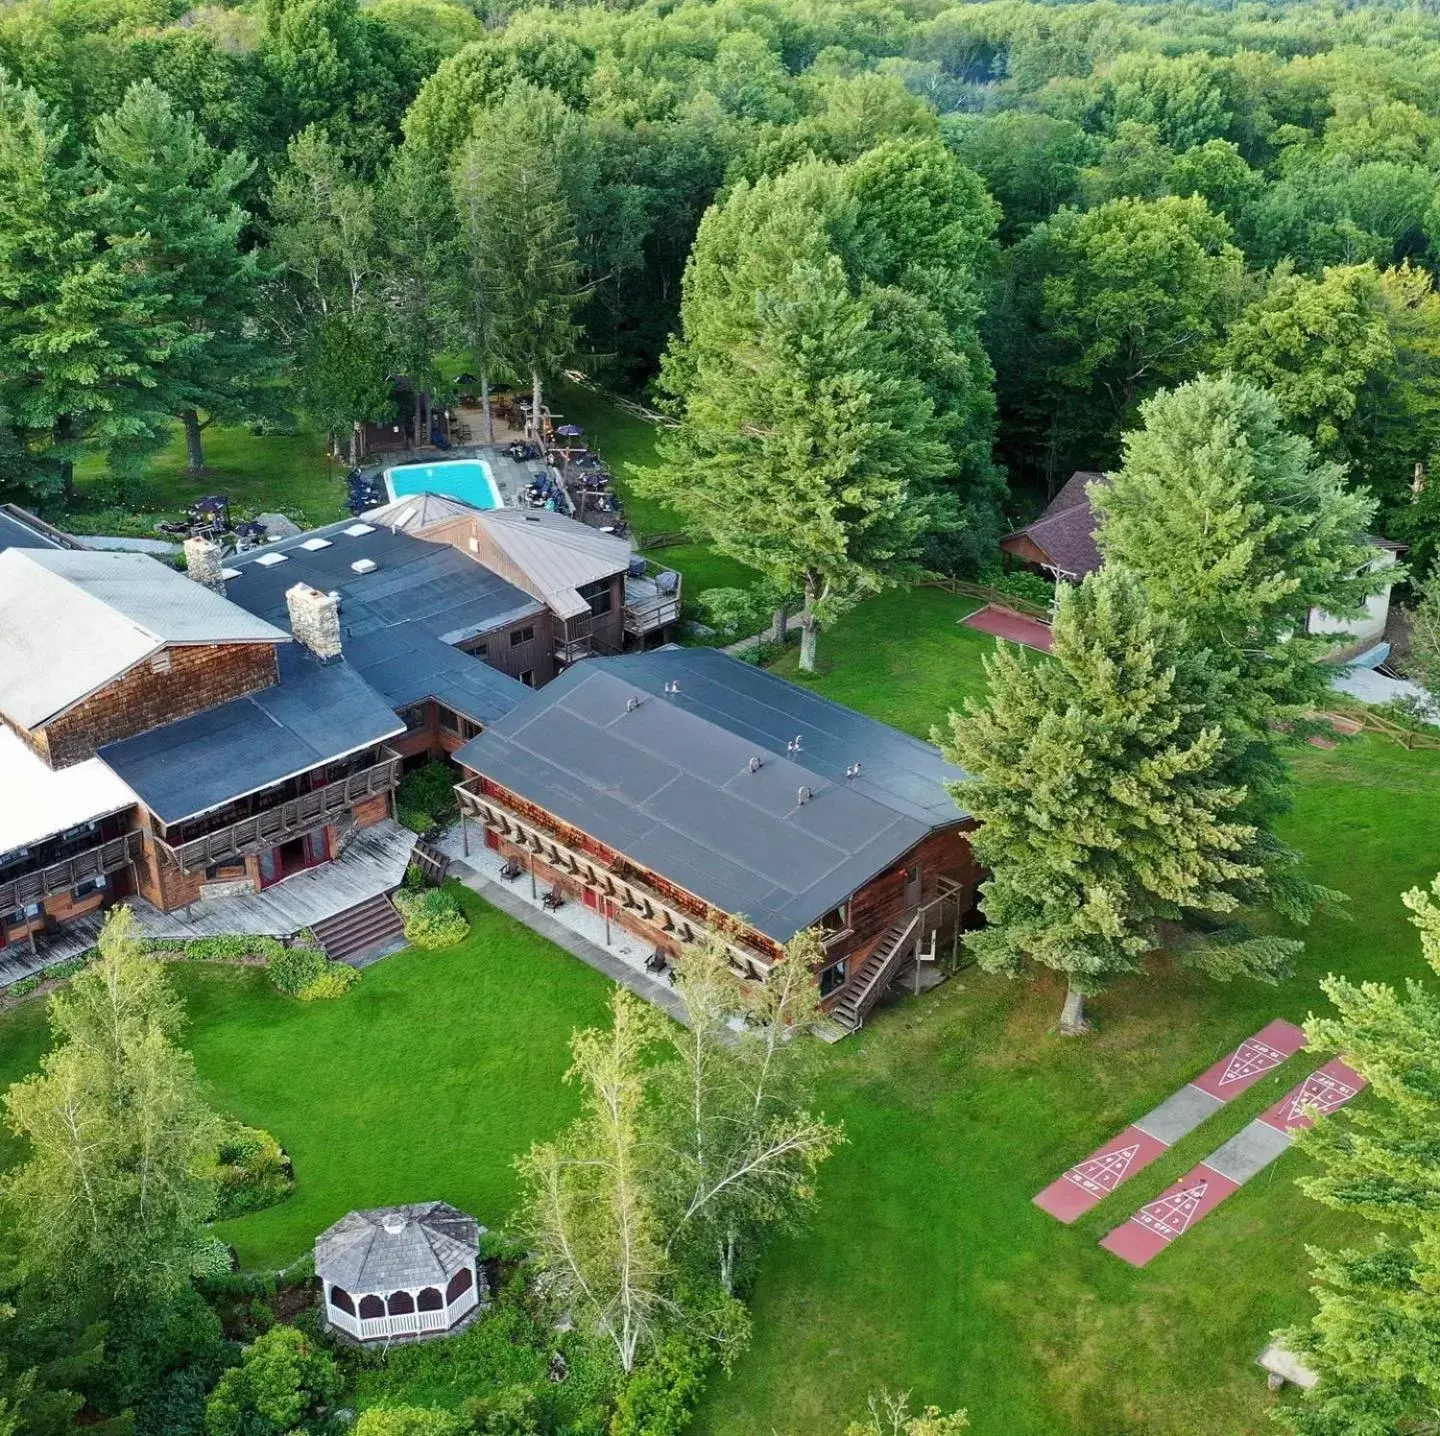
[831,913,921,1033]
[311,892,406,967]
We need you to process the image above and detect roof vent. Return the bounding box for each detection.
[350,558,378,575]
[524,515,541,523]
[797,785,812,805]
[381,1212,407,1236]
[254,551,289,568]
[625,696,641,713]
[299,537,333,552]
[845,762,863,780]
[663,680,680,695]
[748,756,762,773]
[786,735,803,755]
[343,523,375,538]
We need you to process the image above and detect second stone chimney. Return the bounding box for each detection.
[184,536,225,595]
[286,582,342,662]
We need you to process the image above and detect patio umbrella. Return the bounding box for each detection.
[556,424,584,437]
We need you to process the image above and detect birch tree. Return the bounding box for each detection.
[519,990,672,1374]
[2,908,220,1308]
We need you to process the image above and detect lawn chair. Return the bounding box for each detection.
[541,887,565,911]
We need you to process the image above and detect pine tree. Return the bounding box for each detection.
[1276,876,1440,1435]
[2,908,220,1308]
[941,566,1298,1033]
[452,84,584,435]
[90,81,271,475]
[643,166,950,671]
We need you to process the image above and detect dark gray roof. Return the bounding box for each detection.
[315,1202,480,1292]
[99,645,405,824]
[222,518,537,724]
[0,504,81,553]
[224,519,543,646]
[454,648,970,942]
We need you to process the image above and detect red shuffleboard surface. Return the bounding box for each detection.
[1033,1018,1307,1224]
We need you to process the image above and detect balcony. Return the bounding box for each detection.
[555,613,594,664]
[624,563,682,637]
[454,781,774,983]
[0,831,142,914]
[155,751,402,873]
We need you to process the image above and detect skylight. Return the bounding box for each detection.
[299,537,333,552]
[254,552,289,567]
[344,523,375,538]
[221,568,242,581]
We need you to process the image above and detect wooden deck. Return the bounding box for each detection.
[0,910,105,988]
[132,821,417,939]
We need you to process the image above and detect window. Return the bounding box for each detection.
[905,864,920,885]
[819,960,848,997]
[400,703,428,732]
[462,638,488,659]
[520,670,535,687]
[578,577,613,616]
[73,876,106,900]
[819,903,850,935]
[510,625,535,648]
[460,717,480,740]
[437,706,459,735]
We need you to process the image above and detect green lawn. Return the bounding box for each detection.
[0,889,613,1271]
[70,423,344,533]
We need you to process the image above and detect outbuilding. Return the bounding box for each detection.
[315,1201,485,1342]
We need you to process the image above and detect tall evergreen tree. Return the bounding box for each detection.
[2,908,220,1308]
[643,166,950,670]
[452,84,584,434]
[941,566,1299,1033]
[90,80,271,475]
[1277,875,1440,1435]
[1094,373,1386,878]
[0,78,182,503]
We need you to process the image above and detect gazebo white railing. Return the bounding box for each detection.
[325,1265,478,1341]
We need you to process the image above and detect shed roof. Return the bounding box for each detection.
[0,504,82,554]
[1000,470,1107,580]
[467,509,632,620]
[454,648,970,942]
[0,549,287,730]
[99,645,405,824]
[315,1202,481,1292]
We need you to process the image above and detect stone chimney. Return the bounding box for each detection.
[286,583,342,662]
[184,535,225,595]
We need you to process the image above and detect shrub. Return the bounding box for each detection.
[296,964,360,1001]
[204,1326,342,1436]
[154,934,293,964]
[394,888,469,949]
[188,1233,234,1280]
[214,1121,294,1219]
[608,1333,710,1436]
[990,569,1054,608]
[266,945,329,996]
[355,1408,468,1436]
[396,762,460,834]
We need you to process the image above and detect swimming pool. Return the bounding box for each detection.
[385,458,504,510]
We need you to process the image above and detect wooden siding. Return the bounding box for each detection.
[22,642,280,768]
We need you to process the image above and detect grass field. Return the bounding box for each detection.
[0,587,1434,1433]
[0,888,612,1271]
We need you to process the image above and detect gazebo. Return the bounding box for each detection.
[315,1201,485,1342]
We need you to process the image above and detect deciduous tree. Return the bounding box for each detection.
[2,908,220,1308]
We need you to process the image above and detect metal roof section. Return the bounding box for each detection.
[454,649,972,942]
[363,492,482,533]
[468,509,633,620]
[0,726,138,855]
[0,549,288,730]
[315,1202,480,1292]
[224,520,543,649]
[98,644,405,825]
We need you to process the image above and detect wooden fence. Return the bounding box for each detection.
[920,575,1054,622]
[1318,706,1440,751]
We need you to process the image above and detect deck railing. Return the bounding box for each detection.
[624,563,682,636]
[0,831,142,913]
[156,752,402,873]
[455,781,774,982]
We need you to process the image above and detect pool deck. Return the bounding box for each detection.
[373,445,556,511]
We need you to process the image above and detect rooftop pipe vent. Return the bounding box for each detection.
[797,786,812,805]
[748,756,761,773]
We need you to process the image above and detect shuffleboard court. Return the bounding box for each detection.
[1099,1056,1368,1267]
[1033,1018,1307,1223]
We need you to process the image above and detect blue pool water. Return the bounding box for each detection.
[385,458,503,510]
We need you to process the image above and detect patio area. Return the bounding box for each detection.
[0,910,105,989]
[131,821,417,940]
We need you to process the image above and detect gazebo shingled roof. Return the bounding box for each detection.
[315,1202,480,1292]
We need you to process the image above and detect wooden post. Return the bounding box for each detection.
[604,904,612,946]
[530,861,537,900]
